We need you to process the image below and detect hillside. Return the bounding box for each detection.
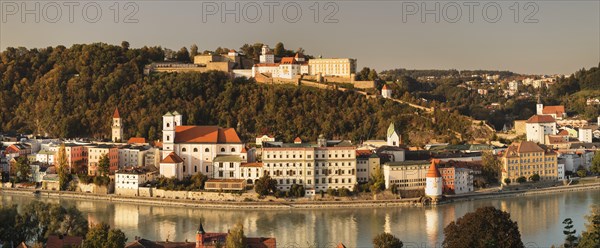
[0,43,490,145]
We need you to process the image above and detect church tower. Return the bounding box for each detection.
[162,111,183,158]
[111,107,123,142]
[381,84,392,99]
[536,94,544,115]
[195,223,206,248]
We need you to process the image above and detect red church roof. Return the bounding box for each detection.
[526,115,555,123]
[113,108,120,118]
[174,126,242,144]
[161,152,184,163]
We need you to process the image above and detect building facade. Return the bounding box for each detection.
[501,141,559,184]
[526,115,557,144]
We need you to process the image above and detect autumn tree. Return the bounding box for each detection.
[98,154,110,176]
[443,206,524,248]
[578,205,600,247]
[224,222,246,248]
[591,151,600,175]
[481,151,501,183]
[82,223,127,248]
[14,156,30,183]
[369,166,385,193]
[373,232,403,248]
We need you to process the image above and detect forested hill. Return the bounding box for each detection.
[0,43,481,145]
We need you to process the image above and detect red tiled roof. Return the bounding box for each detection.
[427,161,441,178]
[241,147,247,153]
[517,141,544,153]
[543,106,565,116]
[526,115,555,123]
[113,108,120,118]
[46,236,83,248]
[241,162,263,168]
[294,137,302,143]
[254,63,279,67]
[336,243,347,248]
[174,126,241,144]
[355,150,373,156]
[558,130,569,136]
[161,152,183,163]
[382,84,389,90]
[280,57,297,64]
[127,137,146,144]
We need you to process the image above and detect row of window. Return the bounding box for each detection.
[180,147,237,153]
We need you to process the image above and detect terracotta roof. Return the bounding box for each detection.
[229,49,236,53]
[356,150,373,157]
[294,137,302,143]
[558,130,569,136]
[113,108,120,118]
[336,243,347,248]
[280,57,297,64]
[161,152,183,163]
[518,141,544,153]
[46,235,83,248]
[127,137,146,144]
[426,161,441,178]
[241,147,247,153]
[547,136,567,144]
[154,141,163,148]
[526,115,555,123]
[241,162,263,168]
[174,126,241,144]
[543,106,565,116]
[254,63,279,67]
[206,179,246,183]
[382,84,389,90]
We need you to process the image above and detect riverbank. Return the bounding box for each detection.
[2,182,599,209]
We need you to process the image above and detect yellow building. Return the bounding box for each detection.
[308,58,356,78]
[501,141,558,183]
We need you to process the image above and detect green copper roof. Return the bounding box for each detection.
[163,112,173,116]
[387,122,397,138]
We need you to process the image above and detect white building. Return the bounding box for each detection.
[356,150,380,183]
[382,160,429,190]
[118,145,150,168]
[558,163,565,180]
[526,115,557,144]
[259,45,274,64]
[262,137,356,194]
[387,122,401,147]
[452,167,473,194]
[160,111,244,180]
[115,167,157,190]
[308,58,356,78]
[35,150,55,165]
[240,162,263,184]
[382,84,392,99]
[255,135,275,147]
[578,127,593,143]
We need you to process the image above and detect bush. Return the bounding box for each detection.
[339,188,351,197]
[577,169,587,178]
[503,178,511,185]
[529,174,540,182]
[516,176,527,184]
[327,188,338,196]
[274,190,285,198]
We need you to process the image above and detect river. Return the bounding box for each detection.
[2,189,599,248]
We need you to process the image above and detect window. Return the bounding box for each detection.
[221,148,225,152]
[205,148,209,152]
[194,166,197,173]
[183,166,186,172]
[166,123,170,128]
[193,148,198,152]
[182,148,187,152]
[166,136,170,141]
[230,171,234,177]
[231,148,236,152]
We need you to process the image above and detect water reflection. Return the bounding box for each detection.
[1,190,598,248]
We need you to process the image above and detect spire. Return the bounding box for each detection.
[113,107,120,118]
[387,122,396,138]
[426,160,441,178]
[197,223,206,234]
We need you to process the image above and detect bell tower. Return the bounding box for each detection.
[195,223,206,248]
[111,107,123,142]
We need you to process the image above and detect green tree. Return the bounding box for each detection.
[175,47,190,62]
[577,166,587,178]
[578,205,600,248]
[503,178,511,185]
[562,218,578,248]
[273,42,285,57]
[592,151,600,175]
[254,174,277,196]
[529,174,540,182]
[57,144,71,190]
[120,41,129,50]
[443,206,524,248]
[190,44,199,59]
[373,232,403,248]
[98,154,110,176]
[14,156,30,183]
[224,222,246,248]
[16,202,88,244]
[516,176,527,184]
[82,223,127,248]
[481,151,501,183]
[189,173,208,190]
[0,205,23,246]
[369,166,385,193]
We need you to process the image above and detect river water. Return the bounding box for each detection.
[1,189,599,248]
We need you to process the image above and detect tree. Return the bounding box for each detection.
[175,47,190,62]
[14,156,30,183]
[224,222,246,248]
[369,166,385,193]
[516,176,527,184]
[443,206,524,248]
[481,151,501,183]
[190,44,199,59]
[273,42,285,57]
[98,154,110,176]
[15,202,88,244]
[0,205,22,246]
[373,232,403,248]
[529,174,540,182]
[562,218,578,248]
[503,178,511,185]
[57,144,71,190]
[82,223,127,248]
[121,41,130,50]
[577,165,587,178]
[189,173,208,190]
[578,205,600,247]
[254,174,277,196]
[591,151,600,175]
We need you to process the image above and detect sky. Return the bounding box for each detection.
[1,0,599,75]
